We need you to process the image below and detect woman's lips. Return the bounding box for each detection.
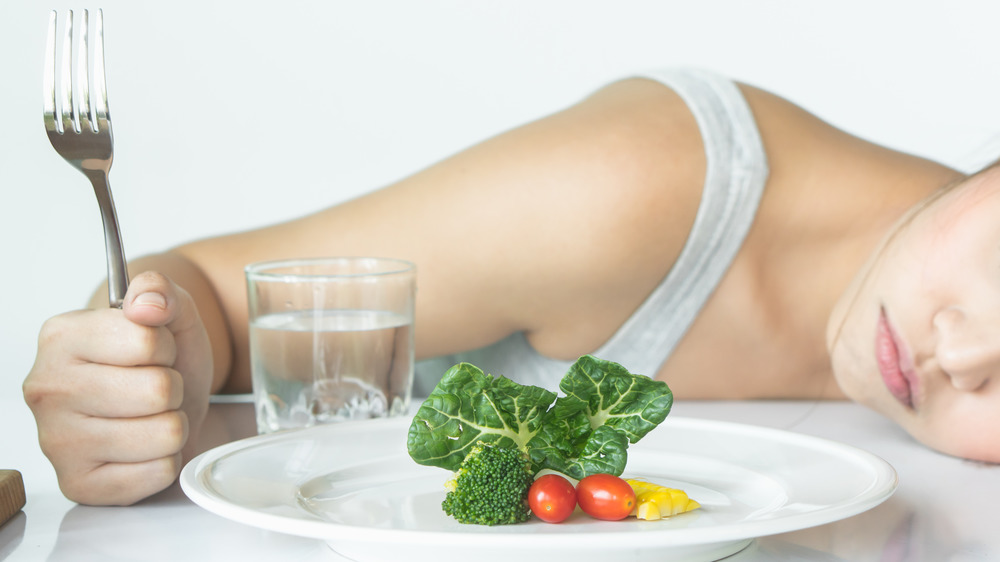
[875,308,917,408]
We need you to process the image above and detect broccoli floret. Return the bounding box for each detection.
[441,441,534,525]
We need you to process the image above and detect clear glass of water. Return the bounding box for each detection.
[245,257,416,434]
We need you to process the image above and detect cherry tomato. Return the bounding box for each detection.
[576,474,636,521]
[528,474,577,523]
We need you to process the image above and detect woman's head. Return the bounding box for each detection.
[827,164,1000,463]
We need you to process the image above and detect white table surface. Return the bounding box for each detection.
[2,393,998,562]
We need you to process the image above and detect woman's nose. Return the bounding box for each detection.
[933,307,997,392]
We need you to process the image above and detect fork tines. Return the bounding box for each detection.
[43,9,110,138]
[43,8,126,308]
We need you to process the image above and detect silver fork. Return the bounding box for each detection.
[44,9,128,308]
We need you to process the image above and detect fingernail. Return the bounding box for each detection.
[133,292,167,310]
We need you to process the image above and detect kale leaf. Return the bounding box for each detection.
[558,354,675,443]
[405,362,557,471]
[406,355,672,478]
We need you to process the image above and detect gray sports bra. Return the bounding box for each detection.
[414,68,769,395]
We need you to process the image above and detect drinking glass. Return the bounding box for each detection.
[245,257,416,434]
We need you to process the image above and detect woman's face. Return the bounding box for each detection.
[828,168,1000,463]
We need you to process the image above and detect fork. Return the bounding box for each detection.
[44,9,129,308]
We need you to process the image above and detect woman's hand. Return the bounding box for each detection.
[23,272,214,505]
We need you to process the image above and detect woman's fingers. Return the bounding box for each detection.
[27,317,184,419]
[59,453,185,507]
[39,409,190,506]
[41,410,189,466]
[53,364,184,418]
[37,308,177,368]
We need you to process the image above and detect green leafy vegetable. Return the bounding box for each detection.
[406,355,672,480]
[559,354,675,443]
[405,363,557,471]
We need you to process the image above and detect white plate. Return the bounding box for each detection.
[180,416,896,562]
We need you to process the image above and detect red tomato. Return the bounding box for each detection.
[576,474,635,521]
[528,474,577,523]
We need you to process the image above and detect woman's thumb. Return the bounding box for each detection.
[122,271,187,329]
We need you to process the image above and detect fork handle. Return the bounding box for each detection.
[85,170,129,308]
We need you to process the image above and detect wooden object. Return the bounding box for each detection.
[0,470,26,526]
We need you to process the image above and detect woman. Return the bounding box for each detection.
[22,68,999,506]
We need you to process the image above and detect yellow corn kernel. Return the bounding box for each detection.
[625,478,700,520]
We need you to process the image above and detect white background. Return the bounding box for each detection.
[3,0,1000,429]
